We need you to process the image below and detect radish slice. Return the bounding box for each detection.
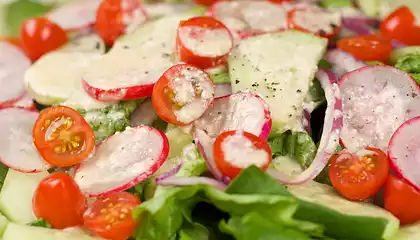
[157,176,227,191]
[324,49,366,78]
[46,0,101,31]
[388,116,420,189]
[215,83,232,97]
[339,66,420,152]
[83,44,173,101]
[130,99,158,127]
[0,42,31,105]
[268,69,343,184]
[208,1,288,36]
[0,92,36,111]
[0,108,50,172]
[74,126,169,197]
[176,16,233,69]
[195,129,229,183]
[287,7,341,40]
[193,92,272,140]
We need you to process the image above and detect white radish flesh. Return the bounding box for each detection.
[339,66,420,152]
[324,49,366,78]
[74,126,169,197]
[0,108,50,172]
[389,116,420,189]
[193,92,272,140]
[0,42,31,104]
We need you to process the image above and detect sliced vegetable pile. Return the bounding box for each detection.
[1,0,420,239]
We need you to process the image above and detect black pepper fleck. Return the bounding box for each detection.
[236,80,240,84]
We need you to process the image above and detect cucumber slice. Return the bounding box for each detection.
[0,5,10,36]
[0,214,9,237]
[24,51,111,109]
[229,30,327,134]
[59,34,106,54]
[0,169,49,224]
[390,46,420,65]
[288,181,400,240]
[355,0,379,17]
[3,223,101,240]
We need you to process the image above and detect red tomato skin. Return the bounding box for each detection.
[84,192,141,240]
[337,34,392,62]
[384,175,420,225]
[96,0,147,46]
[33,172,86,229]
[20,17,68,61]
[328,147,389,201]
[176,16,233,70]
[213,131,272,179]
[192,0,220,6]
[380,6,420,46]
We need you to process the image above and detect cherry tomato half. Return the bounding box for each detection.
[380,6,420,46]
[152,64,215,126]
[176,16,233,69]
[287,8,341,40]
[96,0,148,46]
[33,172,86,229]
[32,106,95,167]
[328,147,389,201]
[384,175,420,225]
[84,192,141,240]
[213,130,272,179]
[192,0,220,6]
[20,17,68,61]
[337,34,392,62]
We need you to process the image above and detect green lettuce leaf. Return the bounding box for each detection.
[395,54,420,73]
[28,218,51,228]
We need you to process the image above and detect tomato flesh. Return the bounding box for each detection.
[152,64,214,126]
[213,130,272,179]
[328,147,389,201]
[384,175,420,225]
[33,172,86,229]
[95,0,148,46]
[20,17,68,61]
[33,106,95,167]
[84,192,141,240]
[337,34,392,62]
[380,6,420,46]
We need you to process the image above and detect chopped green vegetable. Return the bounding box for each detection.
[28,218,51,228]
[318,59,333,70]
[365,61,385,66]
[0,164,8,190]
[6,0,52,36]
[178,222,210,240]
[394,54,420,85]
[269,131,317,169]
[78,100,140,143]
[411,73,420,85]
[210,72,231,84]
[320,0,352,8]
[306,79,326,109]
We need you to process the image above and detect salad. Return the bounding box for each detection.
[1,0,420,239]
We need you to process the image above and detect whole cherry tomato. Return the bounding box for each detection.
[20,17,68,61]
[337,34,392,62]
[33,172,87,229]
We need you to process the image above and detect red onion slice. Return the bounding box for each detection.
[268,69,343,184]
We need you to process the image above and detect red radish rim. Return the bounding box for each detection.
[388,116,420,190]
[0,107,50,172]
[338,65,420,151]
[195,129,230,184]
[268,69,343,184]
[74,126,169,197]
[82,79,154,102]
[193,92,272,140]
[157,176,227,191]
[176,16,234,69]
[0,92,36,111]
